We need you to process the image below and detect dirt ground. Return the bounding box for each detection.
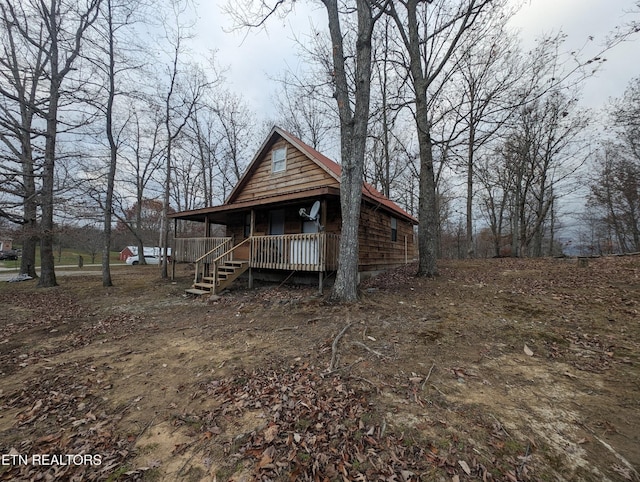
[0,257,638,482]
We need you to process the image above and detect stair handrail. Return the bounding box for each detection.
[212,237,251,292]
[193,238,232,284]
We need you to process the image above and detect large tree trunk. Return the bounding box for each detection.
[38,75,60,288]
[20,168,38,278]
[326,0,373,302]
[415,107,439,276]
[404,0,439,277]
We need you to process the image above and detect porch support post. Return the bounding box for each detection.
[172,218,177,281]
[204,216,210,237]
[318,271,324,294]
[320,199,327,230]
[249,210,256,287]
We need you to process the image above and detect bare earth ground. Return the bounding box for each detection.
[0,257,638,482]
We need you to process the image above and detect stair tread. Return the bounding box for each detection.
[185,288,209,295]
[194,282,215,288]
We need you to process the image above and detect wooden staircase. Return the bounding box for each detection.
[186,238,251,296]
[186,260,249,296]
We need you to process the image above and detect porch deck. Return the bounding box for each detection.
[174,233,340,294]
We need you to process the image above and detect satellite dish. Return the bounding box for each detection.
[299,200,324,231]
[309,201,320,220]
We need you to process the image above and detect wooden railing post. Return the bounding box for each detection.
[213,260,218,294]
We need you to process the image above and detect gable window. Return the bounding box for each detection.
[391,217,398,242]
[272,147,286,173]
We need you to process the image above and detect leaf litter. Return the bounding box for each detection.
[0,257,638,481]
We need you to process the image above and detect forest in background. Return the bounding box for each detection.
[0,0,638,294]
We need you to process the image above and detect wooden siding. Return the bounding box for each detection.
[234,139,339,202]
[219,199,415,272]
[358,204,416,271]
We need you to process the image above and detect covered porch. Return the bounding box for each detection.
[173,232,340,294]
[170,189,342,294]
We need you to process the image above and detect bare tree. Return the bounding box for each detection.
[445,6,520,257]
[323,0,384,302]
[40,0,101,287]
[84,0,143,286]
[0,0,47,278]
[112,104,165,264]
[493,90,589,257]
[385,0,496,276]
[273,70,337,153]
[588,78,640,253]
[227,0,385,302]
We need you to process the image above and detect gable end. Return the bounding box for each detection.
[230,136,339,203]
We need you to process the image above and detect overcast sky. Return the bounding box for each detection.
[192,0,639,120]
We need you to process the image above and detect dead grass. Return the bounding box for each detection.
[0,257,638,481]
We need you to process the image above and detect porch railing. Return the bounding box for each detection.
[251,233,340,271]
[173,237,232,263]
[192,238,233,284]
[176,233,340,279]
[211,237,252,288]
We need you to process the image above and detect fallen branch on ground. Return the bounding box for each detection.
[421,363,436,391]
[352,341,385,358]
[328,321,356,372]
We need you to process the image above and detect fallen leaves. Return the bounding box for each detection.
[203,364,467,480]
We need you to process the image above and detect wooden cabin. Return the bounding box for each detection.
[170,126,417,295]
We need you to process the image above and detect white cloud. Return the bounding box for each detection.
[192,1,638,118]
[511,0,639,109]
[193,2,327,119]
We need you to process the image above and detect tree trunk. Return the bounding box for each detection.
[20,182,38,278]
[466,123,476,258]
[38,75,60,288]
[102,0,117,287]
[403,0,438,277]
[325,0,373,302]
[415,107,439,276]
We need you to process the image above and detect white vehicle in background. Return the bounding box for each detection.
[125,255,161,265]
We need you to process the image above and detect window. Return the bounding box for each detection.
[391,217,398,242]
[271,147,286,173]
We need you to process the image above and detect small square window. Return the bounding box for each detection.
[272,147,286,173]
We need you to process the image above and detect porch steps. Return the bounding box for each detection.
[186,260,249,296]
[214,260,249,293]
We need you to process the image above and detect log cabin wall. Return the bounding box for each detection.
[223,199,415,271]
[358,203,416,271]
[234,139,339,202]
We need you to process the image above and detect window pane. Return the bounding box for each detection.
[272,147,286,172]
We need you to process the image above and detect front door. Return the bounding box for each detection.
[269,209,285,235]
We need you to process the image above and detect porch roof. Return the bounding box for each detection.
[169,186,339,224]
